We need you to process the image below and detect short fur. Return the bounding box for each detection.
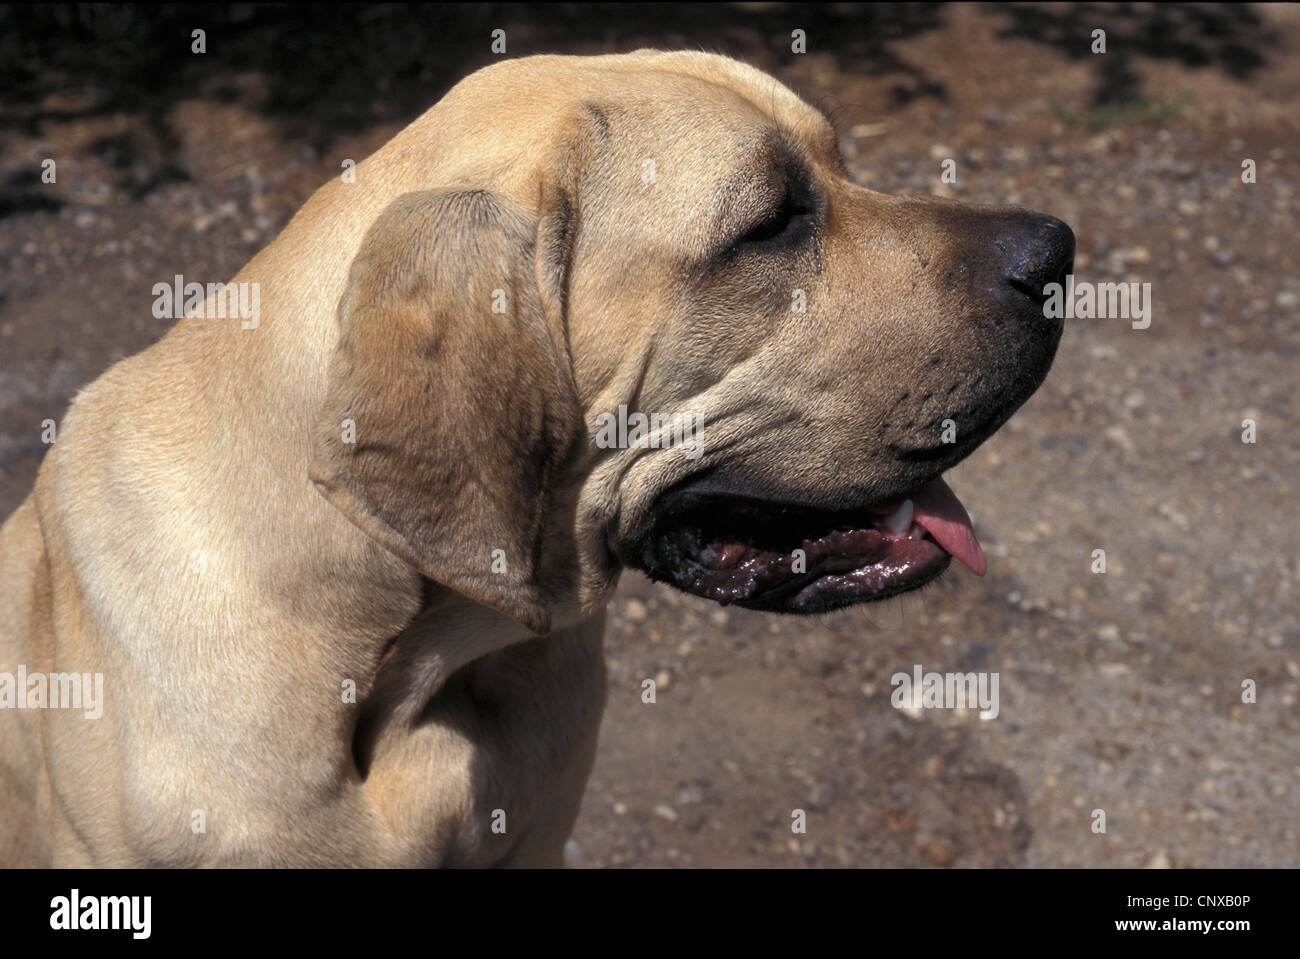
[0,51,1063,866]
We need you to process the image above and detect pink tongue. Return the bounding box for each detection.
[911,478,987,577]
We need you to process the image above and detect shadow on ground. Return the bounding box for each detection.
[0,2,1273,215]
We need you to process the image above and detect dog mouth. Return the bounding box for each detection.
[632,476,986,613]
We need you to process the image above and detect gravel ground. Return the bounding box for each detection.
[1,3,1296,867]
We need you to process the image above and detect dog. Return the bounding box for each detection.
[0,50,1071,867]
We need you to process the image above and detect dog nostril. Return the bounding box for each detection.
[1008,276,1044,303]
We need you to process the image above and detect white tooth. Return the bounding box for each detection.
[883,499,914,534]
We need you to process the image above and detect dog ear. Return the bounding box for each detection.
[309,189,581,635]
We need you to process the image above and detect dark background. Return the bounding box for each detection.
[1,3,1296,866]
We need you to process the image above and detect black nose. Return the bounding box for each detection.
[1000,214,1075,304]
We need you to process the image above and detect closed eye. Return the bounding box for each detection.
[730,190,814,250]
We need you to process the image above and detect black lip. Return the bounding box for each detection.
[626,486,952,614]
[634,471,932,536]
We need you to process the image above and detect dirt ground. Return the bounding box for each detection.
[1,3,1296,867]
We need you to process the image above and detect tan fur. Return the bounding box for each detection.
[0,51,1058,866]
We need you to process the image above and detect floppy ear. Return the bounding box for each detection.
[309,189,581,635]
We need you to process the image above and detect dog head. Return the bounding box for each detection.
[310,51,1072,633]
